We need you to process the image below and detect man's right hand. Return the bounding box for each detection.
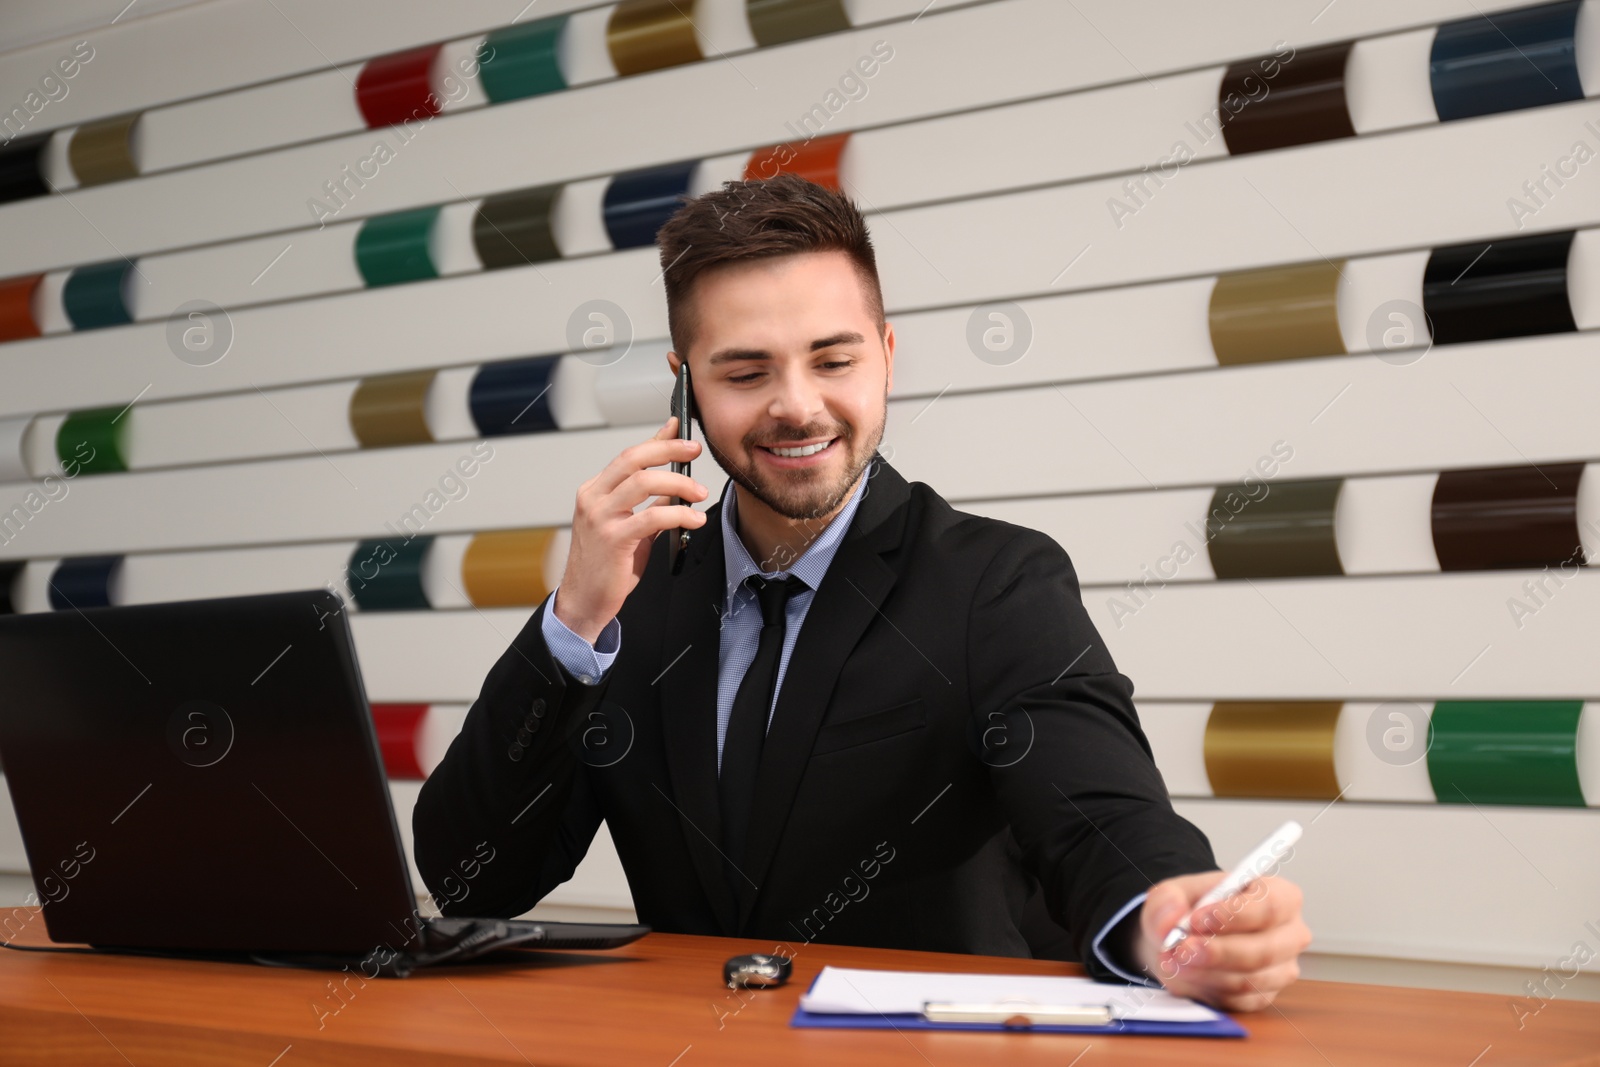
[552,415,709,644]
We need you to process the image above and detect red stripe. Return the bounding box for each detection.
[356,45,443,129]
[371,703,429,779]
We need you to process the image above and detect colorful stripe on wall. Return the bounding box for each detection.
[0,274,43,342]
[1423,230,1577,345]
[603,160,697,249]
[355,206,442,287]
[1219,41,1355,155]
[0,133,50,204]
[1430,462,1586,571]
[473,185,562,268]
[56,407,129,474]
[68,114,140,186]
[469,356,560,436]
[478,16,570,103]
[62,260,135,330]
[1427,700,1587,806]
[1430,1,1586,122]
[607,0,703,77]
[349,370,437,448]
[745,131,850,189]
[1206,478,1345,578]
[0,561,20,615]
[357,45,443,128]
[1208,261,1346,364]
[347,536,434,611]
[461,528,556,607]
[746,0,852,48]
[48,555,122,610]
[1203,701,1343,799]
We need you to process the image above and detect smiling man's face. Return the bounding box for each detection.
[667,249,895,529]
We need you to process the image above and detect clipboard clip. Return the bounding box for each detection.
[922,1000,1118,1028]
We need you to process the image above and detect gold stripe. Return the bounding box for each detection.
[69,114,140,186]
[1209,261,1346,365]
[608,0,703,76]
[463,528,557,607]
[1203,701,1342,799]
[349,371,436,449]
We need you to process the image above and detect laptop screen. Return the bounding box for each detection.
[0,589,423,954]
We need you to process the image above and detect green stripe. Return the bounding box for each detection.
[63,261,134,330]
[480,16,570,102]
[57,407,128,474]
[1427,700,1585,807]
[347,536,434,610]
[356,206,441,287]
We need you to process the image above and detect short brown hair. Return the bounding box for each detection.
[655,172,884,359]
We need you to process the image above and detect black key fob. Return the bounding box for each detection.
[723,952,792,989]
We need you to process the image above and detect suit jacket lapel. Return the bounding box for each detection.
[657,499,741,935]
[735,454,912,931]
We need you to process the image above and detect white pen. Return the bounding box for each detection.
[1161,819,1303,952]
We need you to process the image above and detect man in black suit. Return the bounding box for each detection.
[415,174,1310,1011]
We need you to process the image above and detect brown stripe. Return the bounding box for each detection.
[1431,462,1586,571]
[1209,260,1345,364]
[463,528,557,607]
[1219,41,1357,155]
[349,370,436,448]
[1204,701,1342,799]
[69,113,140,186]
[608,0,703,76]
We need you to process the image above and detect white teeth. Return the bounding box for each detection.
[766,439,833,458]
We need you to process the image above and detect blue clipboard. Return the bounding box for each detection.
[788,974,1248,1038]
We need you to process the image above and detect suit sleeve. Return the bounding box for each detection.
[412,594,615,918]
[967,528,1217,982]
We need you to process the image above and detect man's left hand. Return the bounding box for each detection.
[1132,872,1312,1012]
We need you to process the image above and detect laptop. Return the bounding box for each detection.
[0,588,647,977]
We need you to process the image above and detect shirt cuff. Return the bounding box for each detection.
[540,589,620,685]
[1090,890,1161,988]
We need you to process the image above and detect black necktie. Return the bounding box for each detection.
[720,573,807,899]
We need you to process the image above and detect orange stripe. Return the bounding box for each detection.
[0,274,43,342]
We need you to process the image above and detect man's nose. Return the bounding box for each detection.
[766,366,826,425]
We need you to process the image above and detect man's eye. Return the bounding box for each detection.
[729,373,760,384]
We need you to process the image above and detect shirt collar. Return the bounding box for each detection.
[721,466,869,598]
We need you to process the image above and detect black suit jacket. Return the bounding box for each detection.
[413,454,1215,979]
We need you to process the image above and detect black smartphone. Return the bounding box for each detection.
[668,361,698,576]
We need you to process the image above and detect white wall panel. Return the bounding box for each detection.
[1345,28,1440,134]
[136,66,367,174]
[894,333,1600,504]
[129,222,364,323]
[1094,571,1600,700]
[973,489,1219,586]
[1334,473,1441,576]
[1174,799,1600,970]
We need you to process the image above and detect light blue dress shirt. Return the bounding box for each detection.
[537,473,1155,986]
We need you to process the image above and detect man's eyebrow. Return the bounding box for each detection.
[707,331,868,366]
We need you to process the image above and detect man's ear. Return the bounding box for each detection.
[667,350,682,375]
[881,321,895,395]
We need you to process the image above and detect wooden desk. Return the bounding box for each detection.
[1,908,1595,1066]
